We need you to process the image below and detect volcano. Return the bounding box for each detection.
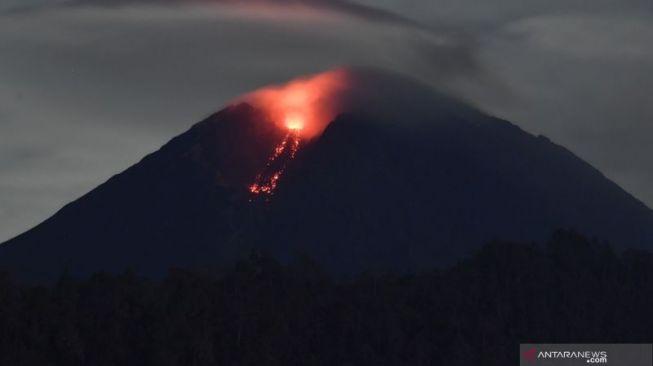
[2,68,653,282]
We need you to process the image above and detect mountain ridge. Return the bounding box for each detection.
[2,69,652,282]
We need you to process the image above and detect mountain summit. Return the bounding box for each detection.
[2,68,652,282]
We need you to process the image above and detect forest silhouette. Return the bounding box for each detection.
[0,230,651,365]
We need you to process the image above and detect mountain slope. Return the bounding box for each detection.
[262,113,653,272]
[1,69,652,282]
[0,104,281,281]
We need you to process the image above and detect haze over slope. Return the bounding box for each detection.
[1,68,651,282]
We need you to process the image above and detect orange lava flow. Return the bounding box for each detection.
[242,69,351,197]
[249,131,301,196]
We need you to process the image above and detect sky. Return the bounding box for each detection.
[1,0,652,242]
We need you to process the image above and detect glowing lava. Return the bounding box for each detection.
[243,69,350,197]
[239,69,349,139]
[285,114,305,131]
[249,129,301,196]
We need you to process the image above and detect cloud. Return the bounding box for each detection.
[353,0,653,24]
[2,0,652,243]
[504,15,653,60]
[0,1,482,241]
[9,0,428,30]
[455,14,653,207]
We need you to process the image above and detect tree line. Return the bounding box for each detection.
[0,230,651,365]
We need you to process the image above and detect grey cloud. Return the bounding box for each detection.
[2,0,652,243]
[25,0,427,30]
[0,2,481,241]
[353,0,653,26]
[455,14,653,207]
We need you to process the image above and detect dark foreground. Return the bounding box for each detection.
[0,230,651,365]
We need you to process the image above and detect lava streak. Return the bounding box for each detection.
[249,130,301,196]
[243,69,350,197]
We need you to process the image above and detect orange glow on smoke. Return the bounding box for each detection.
[241,69,350,197]
[240,69,349,138]
[285,114,305,131]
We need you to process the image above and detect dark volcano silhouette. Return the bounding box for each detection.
[2,69,652,282]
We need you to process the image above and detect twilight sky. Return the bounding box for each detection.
[1,0,652,242]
